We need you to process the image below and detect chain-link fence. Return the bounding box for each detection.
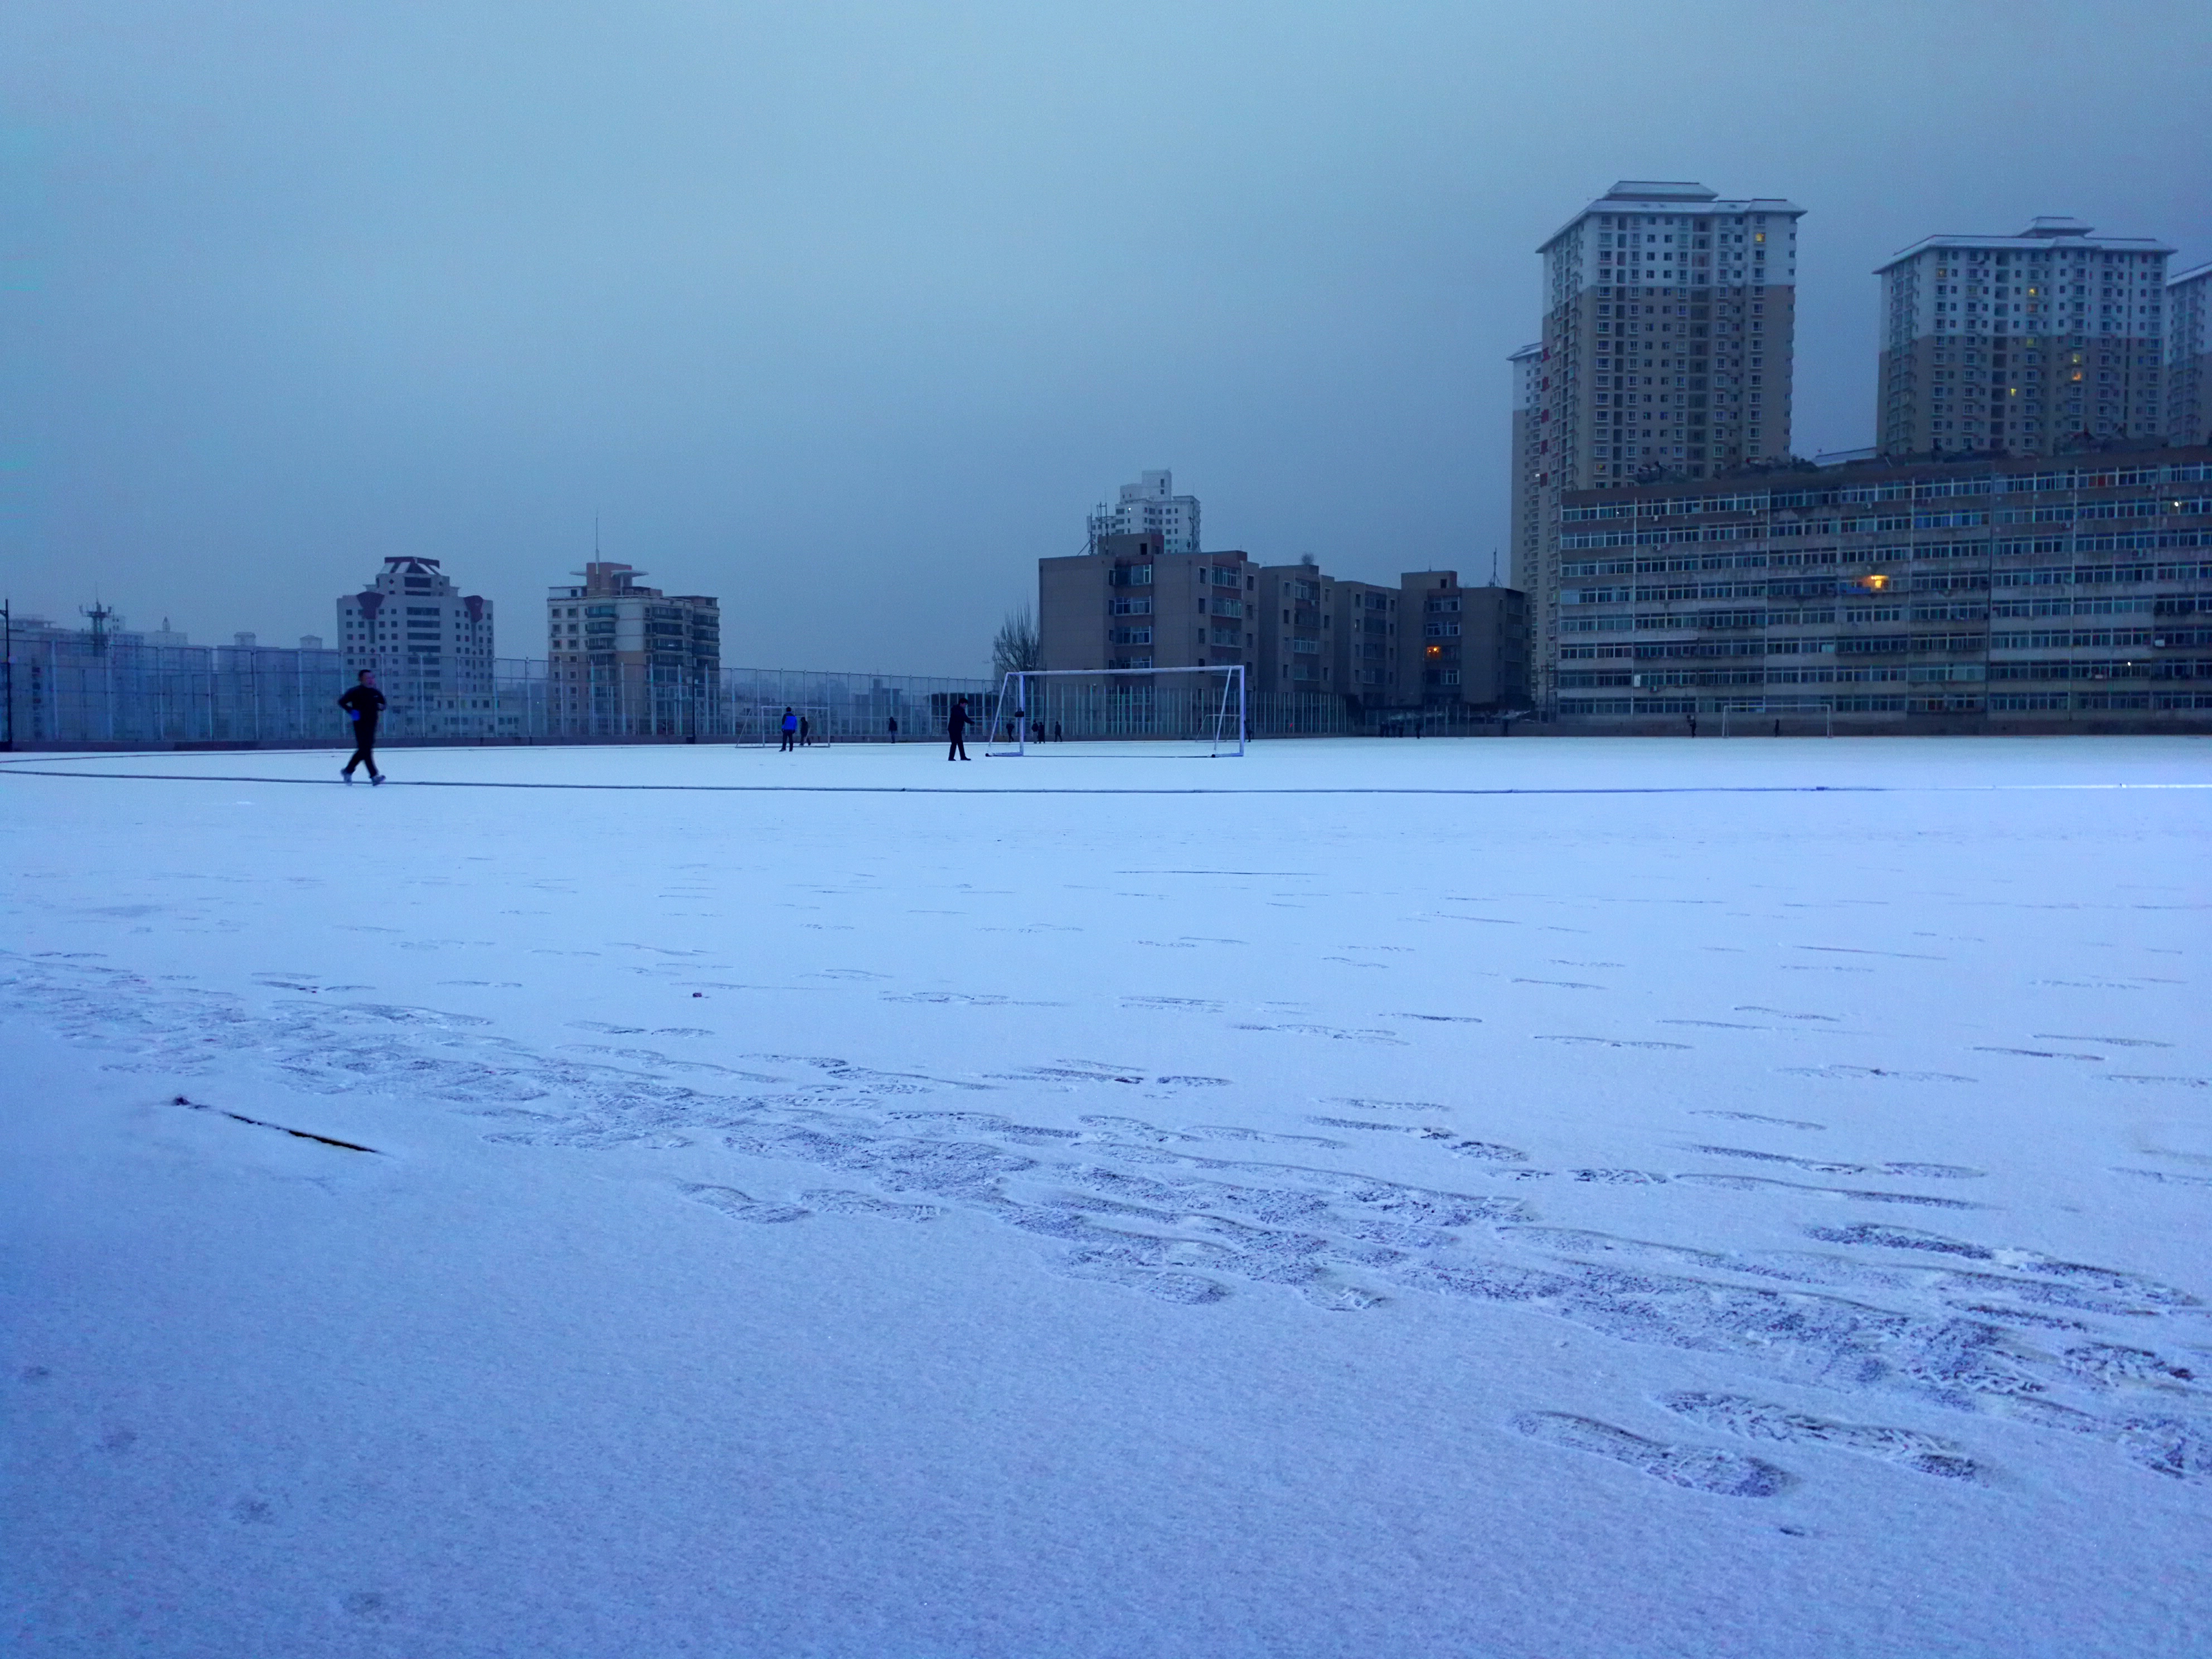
[1,630,1514,749]
[0,635,1005,748]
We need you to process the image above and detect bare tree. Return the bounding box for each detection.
[992,604,1041,679]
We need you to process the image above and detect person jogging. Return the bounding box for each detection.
[780,707,798,752]
[338,670,387,784]
[947,696,971,761]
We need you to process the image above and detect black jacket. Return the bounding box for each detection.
[947,704,969,734]
[339,685,387,724]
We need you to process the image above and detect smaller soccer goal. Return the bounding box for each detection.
[1718,699,1835,738]
[984,666,1247,758]
[734,702,836,746]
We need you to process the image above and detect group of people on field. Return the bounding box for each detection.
[788,697,982,760]
[333,672,995,783]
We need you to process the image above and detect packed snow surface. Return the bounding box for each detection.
[3,736,2208,1657]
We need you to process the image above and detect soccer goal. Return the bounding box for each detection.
[1719,699,1835,738]
[984,666,1247,757]
[734,702,836,746]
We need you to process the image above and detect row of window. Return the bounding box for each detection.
[1560,462,2212,522]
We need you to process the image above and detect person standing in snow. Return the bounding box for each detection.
[947,696,971,761]
[780,707,798,752]
[338,670,387,784]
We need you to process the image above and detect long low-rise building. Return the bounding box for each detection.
[1546,442,2212,727]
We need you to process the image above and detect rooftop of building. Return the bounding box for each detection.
[2171,260,2212,288]
[1560,437,2212,515]
[1876,219,2175,272]
[1541,182,1803,250]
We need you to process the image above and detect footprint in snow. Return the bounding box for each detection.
[1510,1411,1791,1497]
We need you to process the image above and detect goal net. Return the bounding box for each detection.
[983,666,1246,757]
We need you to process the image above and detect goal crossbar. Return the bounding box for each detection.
[985,666,1246,757]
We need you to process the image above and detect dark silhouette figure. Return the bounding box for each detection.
[947,697,971,761]
[1686,712,1698,738]
[887,716,899,743]
[799,715,812,747]
[338,670,387,784]
[780,707,798,752]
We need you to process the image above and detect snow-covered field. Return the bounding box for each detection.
[3,736,2207,1658]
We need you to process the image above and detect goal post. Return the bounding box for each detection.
[984,665,1247,757]
[1719,698,1835,738]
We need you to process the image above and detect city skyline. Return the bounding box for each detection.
[2,1,2207,676]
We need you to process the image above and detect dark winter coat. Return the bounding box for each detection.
[339,685,387,726]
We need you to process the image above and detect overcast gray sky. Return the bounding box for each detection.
[3,1,2207,675]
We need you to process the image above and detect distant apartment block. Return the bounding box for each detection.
[1088,470,1201,556]
[1040,540,1525,710]
[1548,443,2212,727]
[337,556,494,697]
[1522,180,1804,706]
[545,563,720,725]
[1039,533,1252,675]
[2169,263,2212,447]
[1875,217,2173,461]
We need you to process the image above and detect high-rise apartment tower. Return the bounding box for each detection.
[1522,180,1803,705]
[1874,218,2172,459]
[2168,262,2212,447]
[336,556,494,697]
[545,562,720,731]
[1087,470,1201,556]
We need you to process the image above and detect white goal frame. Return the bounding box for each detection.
[984,665,1247,757]
[1719,700,1834,738]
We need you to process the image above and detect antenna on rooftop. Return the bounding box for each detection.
[81,599,116,655]
[1490,547,1500,586]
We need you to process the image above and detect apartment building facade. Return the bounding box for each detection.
[1549,443,2212,727]
[1087,470,1202,556]
[1038,533,1254,675]
[544,562,720,731]
[1508,343,1544,590]
[336,556,495,698]
[1396,574,1528,708]
[2169,263,2212,448]
[1874,217,2173,462]
[1253,561,1338,691]
[1524,180,1804,706]
[1333,576,1400,696]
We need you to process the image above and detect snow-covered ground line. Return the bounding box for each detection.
[3,736,2206,1658]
